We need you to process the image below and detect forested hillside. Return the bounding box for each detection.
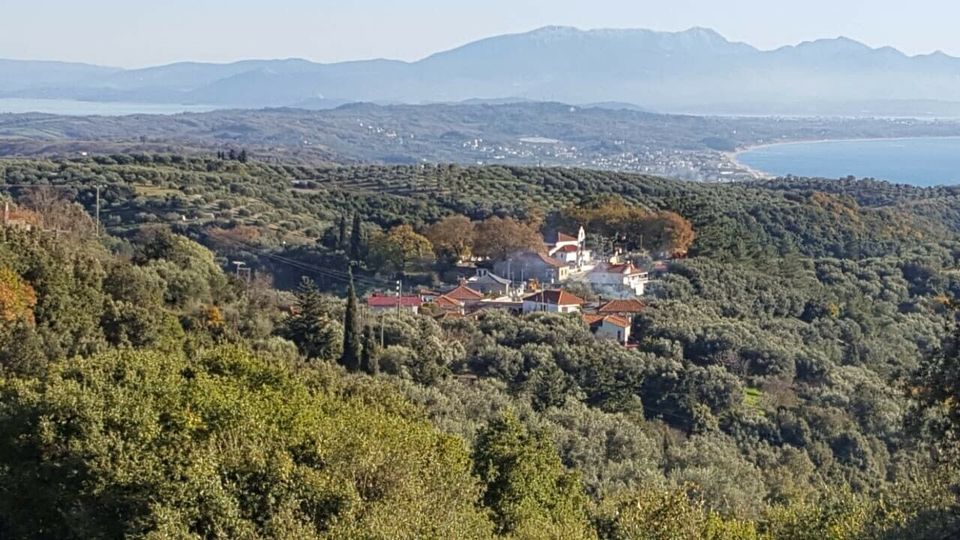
[2,156,960,537]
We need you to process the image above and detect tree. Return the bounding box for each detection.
[424,215,476,265]
[337,215,348,252]
[0,346,494,539]
[472,217,544,261]
[0,266,36,325]
[642,211,696,257]
[350,213,364,263]
[367,224,434,274]
[281,277,343,361]
[472,413,594,538]
[341,270,362,371]
[361,324,380,375]
[911,318,960,463]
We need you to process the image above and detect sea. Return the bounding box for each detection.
[736,137,960,187]
[0,98,220,116]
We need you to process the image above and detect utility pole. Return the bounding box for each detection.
[395,279,402,316]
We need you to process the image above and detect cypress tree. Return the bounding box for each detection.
[350,213,363,263]
[340,269,362,372]
[337,215,348,251]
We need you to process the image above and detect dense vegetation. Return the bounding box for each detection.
[3,157,960,537]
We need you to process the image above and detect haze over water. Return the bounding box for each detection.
[737,137,960,187]
[0,98,219,116]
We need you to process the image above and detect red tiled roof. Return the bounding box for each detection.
[583,314,631,329]
[603,315,631,328]
[445,284,484,301]
[432,294,464,310]
[524,289,585,306]
[367,295,422,308]
[556,232,578,242]
[556,244,579,253]
[582,314,605,325]
[598,299,646,314]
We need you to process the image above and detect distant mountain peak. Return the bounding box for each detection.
[794,36,872,52]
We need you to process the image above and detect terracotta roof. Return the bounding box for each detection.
[598,299,646,314]
[555,244,579,253]
[556,232,578,242]
[582,314,605,325]
[432,294,464,310]
[367,295,422,308]
[583,314,631,329]
[445,284,484,301]
[524,289,585,306]
[602,315,631,328]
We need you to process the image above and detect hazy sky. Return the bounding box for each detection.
[1,0,955,67]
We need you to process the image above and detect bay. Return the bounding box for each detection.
[736,137,960,187]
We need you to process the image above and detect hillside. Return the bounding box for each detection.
[3,156,960,537]
[4,156,960,536]
[4,104,960,181]
[7,27,960,115]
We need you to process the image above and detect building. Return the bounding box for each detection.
[367,295,422,314]
[494,251,570,285]
[467,269,513,296]
[522,289,585,314]
[586,262,650,296]
[597,299,645,318]
[583,314,631,345]
[545,226,592,269]
[444,284,485,305]
[428,294,466,316]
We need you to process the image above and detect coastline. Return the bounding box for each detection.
[728,135,960,181]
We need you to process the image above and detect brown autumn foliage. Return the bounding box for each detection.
[0,267,37,325]
[561,197,695,257]
[424,215,476,263]
[472,217,545,260]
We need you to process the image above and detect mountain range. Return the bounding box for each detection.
[5,26,960,116]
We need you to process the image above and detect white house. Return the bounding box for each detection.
[583,314,631,345]
[586,262,650,296]
[522,289,585,314]
[545,227,592,269]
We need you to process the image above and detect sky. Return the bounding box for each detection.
[0,0,956,67]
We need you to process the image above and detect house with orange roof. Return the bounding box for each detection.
[444,284,485,305]
[583,314,631,345]
[522,289,585,314]
[367,294,422,314]
[428,294,466,315]
[597,298,645,317]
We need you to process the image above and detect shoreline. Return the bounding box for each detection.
[728,134,960,181]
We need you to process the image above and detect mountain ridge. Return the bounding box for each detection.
[4,26,960,116]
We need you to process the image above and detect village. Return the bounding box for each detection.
[366,225,663,347]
